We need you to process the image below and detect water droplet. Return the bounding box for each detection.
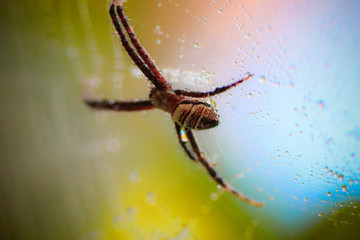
[341,185,347,192]
[217,8,223,14]
[146,192,157,206]
[180,129,189,142]
[304,198,308,202]
[129,171,140,183]
[66,46,79,59]
[340,203,344,207]
[234,173,244,178]
[156,39,161,45]
[194,42,199,48]
[126,207,139,222]
[269,196,274,200]
[338,175,344,181]
[318,213,323,217]
[210,193,218,201]
[259,76,266,83]
[106,138,120,152]
[327,192,331,197]
[113,214,126,230]
[317,100,325,109]
[247,93,253,98]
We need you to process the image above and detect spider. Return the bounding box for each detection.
[84,0,263,208]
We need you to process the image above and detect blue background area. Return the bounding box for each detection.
[201,0,360,234]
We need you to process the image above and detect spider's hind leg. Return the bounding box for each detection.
[185,129,263,207]
[175,123,196,161]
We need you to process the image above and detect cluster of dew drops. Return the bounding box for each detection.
[323,166,359,196]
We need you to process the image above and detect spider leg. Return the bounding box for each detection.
[175,123,196,161]
[185,129,263,207]
[174,73,253,98]
[115,1,170,90]
[84,98,155,111]
[109,2,162,89]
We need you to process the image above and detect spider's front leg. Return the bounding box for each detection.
[184,128,264,207]
[84,99,155,111]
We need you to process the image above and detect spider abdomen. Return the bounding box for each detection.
[171,101,219,130]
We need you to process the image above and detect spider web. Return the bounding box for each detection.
[91,0,360,238]
[113,0,360,238]
[1,0,359,239]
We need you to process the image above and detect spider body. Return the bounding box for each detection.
[172,100,219,130]
[84,0,263,208]
[149,88,219,130]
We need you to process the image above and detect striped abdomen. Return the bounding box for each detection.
[171,101,219,130]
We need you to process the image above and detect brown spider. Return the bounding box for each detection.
[84,0,263,207]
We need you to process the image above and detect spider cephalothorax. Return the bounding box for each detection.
[84,0,263,207]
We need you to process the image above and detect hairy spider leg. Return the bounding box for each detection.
[85,99,155,111]
[185,128,264,207]
[115,2,170,90]
[174,73,253,98]
[109,3,162,89]
[175,123,196,161]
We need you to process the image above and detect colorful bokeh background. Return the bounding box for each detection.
[1,0,360,239]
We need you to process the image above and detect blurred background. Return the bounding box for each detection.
[1,0,360,239]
